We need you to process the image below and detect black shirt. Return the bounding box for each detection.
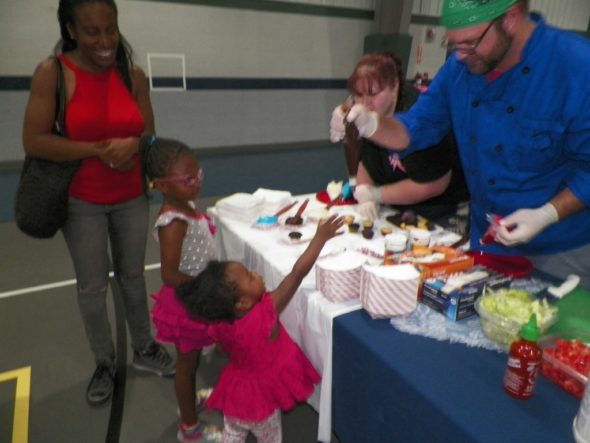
[360,85,469,221]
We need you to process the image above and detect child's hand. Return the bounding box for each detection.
[314,215,345,242]
[273,215,344,313]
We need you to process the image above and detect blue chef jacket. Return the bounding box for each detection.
[397,15,590,256]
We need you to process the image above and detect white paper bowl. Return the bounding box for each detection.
[316,252,367,303]
[360,264,421,318]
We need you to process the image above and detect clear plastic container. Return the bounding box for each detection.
[474,296,558,351]
[574,383,590,443]
[539,329,590,399]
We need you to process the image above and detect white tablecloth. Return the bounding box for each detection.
[209,196,366,443]
[209,193,465,441]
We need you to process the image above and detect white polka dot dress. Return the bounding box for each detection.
[153,210,217,277]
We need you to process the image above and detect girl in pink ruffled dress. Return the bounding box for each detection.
[177,215,344,443]
[140,135,220,443]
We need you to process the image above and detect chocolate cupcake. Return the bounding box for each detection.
[285,216,304,225]
[362,228,374,240]
[362,220,374,230]
[401,210,417,225]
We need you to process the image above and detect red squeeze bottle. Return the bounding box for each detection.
[503,314,543,400]
[480,214,516,245]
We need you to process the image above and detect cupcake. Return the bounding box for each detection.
[285,215,303,226]
[348,223,360,233]
[362,229,374,240]
[401,210,417,225]
[362,220,374,230]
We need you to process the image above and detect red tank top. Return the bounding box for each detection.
[59,54,145,204]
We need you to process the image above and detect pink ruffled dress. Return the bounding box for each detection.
[150,209,217,353]
[206,293,321,422]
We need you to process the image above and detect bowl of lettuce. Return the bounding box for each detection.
[474,288,558,351]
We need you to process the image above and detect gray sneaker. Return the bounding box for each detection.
[132,342,176,377]
[86,363,116,406]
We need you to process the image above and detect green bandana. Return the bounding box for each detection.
[441,0,518,29]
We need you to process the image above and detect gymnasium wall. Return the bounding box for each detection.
[0,0,377,163]
[0,0,588,222]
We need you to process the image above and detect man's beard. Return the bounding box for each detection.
[465,29,513,75]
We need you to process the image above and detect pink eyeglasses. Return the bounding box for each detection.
[155,168,204,187]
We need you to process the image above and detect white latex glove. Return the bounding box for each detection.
[353,184,382,204]
[358,201,379,221]
[494,203,559,246]
[329,105,346,143]
[346,104,379,138]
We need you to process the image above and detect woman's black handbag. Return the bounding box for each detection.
[15,57,81,239]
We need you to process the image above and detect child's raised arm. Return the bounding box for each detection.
[272,215,344,313]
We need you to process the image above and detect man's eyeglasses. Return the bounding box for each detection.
[155,168,204,187]
[441,18,498,54]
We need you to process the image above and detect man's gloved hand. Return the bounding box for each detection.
[353,184,382,204]
[358,201,379,221]
[329,105,346,143]
[346,104,379,138]
[494,203,559,246]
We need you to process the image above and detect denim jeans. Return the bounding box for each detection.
[62,195,152,364]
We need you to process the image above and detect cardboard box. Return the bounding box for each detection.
[421,266,511,321]
[395,246,474,280]
[421,294,478,321]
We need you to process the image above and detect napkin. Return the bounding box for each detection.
[215,193,265,223]
[252,188,293,216]
[326,181,343,201]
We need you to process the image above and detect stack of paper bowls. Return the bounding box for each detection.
[316,251,366,302]
[215,193,265,223]
[360,264,421,319]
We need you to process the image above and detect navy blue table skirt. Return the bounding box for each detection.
[332,310,578,443]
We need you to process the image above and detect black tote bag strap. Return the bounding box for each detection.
[53,57,67,137]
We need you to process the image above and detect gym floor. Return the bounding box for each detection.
[0,199,339,443]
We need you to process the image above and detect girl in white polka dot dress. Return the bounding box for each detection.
[140,135,221,442]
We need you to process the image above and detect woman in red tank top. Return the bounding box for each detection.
[22,0,176,409]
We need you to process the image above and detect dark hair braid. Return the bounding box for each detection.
[177,261,239,323]
[56,0,134,91]
[138,135,193,183]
